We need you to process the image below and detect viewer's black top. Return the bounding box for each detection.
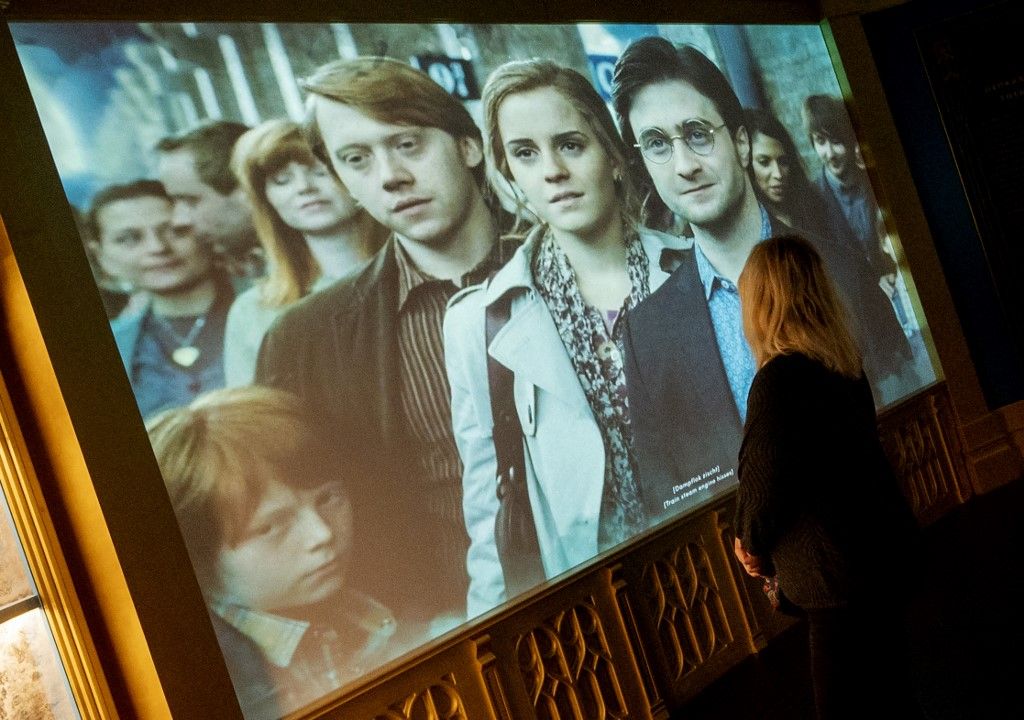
[734,352,917,609]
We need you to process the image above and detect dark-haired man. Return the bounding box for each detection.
[157,120,263,279]
[611,38,914,519]
[88,180,233,418]
[803,94,893,279]
[255,57,502,623]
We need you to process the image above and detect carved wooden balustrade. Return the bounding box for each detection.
[303,383,967,720]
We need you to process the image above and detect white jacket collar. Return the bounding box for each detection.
[483,223,689,305]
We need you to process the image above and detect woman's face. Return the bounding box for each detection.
[94,195,212,294]
[497,86,620,241]
[216,478,353,612]
[751,132,792,205]
[264,159,360,235]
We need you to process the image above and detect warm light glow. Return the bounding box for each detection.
[1,218,170,718]
[0,498,33,606]
[0,609,80,718]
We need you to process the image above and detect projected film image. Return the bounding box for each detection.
[12,20,937,719]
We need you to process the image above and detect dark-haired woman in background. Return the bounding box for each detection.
[732,234,921,719]
[744,109,830,241]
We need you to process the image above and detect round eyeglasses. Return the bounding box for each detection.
[634,121,728,164]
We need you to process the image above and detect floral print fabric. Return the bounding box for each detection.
[532,227,650,548]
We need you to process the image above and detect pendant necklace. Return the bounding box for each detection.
[158,314,206,368]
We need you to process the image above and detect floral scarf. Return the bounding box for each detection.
[532,227,650,548]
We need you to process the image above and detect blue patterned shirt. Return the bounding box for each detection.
[693,205,772,421]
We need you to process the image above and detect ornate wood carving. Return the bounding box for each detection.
[475,634,514,720]
[717,507,798,650]
[639,539,733,682]
[609,564,663,713]
[515,599,629,720]
[879,384,970,524]
[373,675,468,720]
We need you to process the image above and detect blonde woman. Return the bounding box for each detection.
[732,235,920,720]
[224,119,385,385]
[445,59,687,616]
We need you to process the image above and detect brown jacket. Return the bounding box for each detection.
[255,237,458,621]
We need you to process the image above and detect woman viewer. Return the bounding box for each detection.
[733,234,921,719]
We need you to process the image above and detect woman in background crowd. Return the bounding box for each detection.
[743,109,830,240]
[148,386,410,719]
[88,180,232,419]
[445,59,687,617]
[224,119,386,385]
[732,235,921,720]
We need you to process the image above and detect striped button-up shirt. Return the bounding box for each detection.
[393,239,502,602]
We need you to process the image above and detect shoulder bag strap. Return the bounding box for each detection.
[485,290,546,598]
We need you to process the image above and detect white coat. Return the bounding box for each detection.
[444,225,688,617]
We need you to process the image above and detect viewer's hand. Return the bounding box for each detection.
[733,537,766,577]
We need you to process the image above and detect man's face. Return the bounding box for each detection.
[216,479,353,612]
[158,149,252,247]
[628,80,751,231]
[811,131,852,184]
[314,97,483,248]
[94,195,211,294]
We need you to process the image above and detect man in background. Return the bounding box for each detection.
[157,120,264,280]
[611,39,913,519]
[803,94,894,280]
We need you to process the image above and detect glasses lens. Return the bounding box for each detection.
[683,122,715,156]
[639,133,672,164]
